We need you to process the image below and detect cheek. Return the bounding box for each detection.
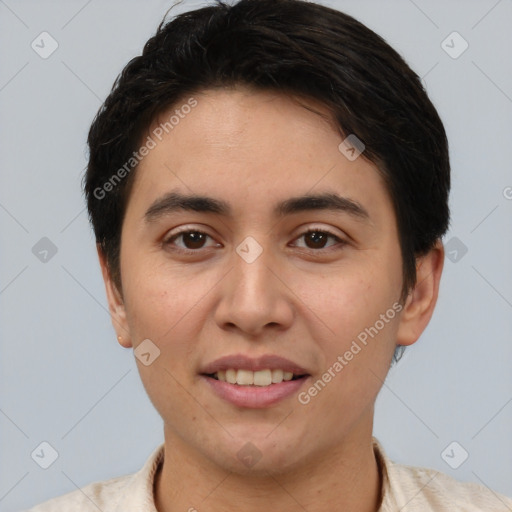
[126,282,200,344]
[120,249,207,345]
[295,258,399,336]
[298,311,400,435]
[296,256,401,389]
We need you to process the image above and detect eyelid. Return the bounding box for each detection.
[290,226,346,249]
[294,224,345,239]
[163,225,218,247]
[163,224,348,253]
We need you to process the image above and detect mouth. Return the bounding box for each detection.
[204,368,308,386]
[200,367,310,408]
[199,353,311,407]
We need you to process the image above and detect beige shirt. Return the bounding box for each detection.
[26,438,512,511]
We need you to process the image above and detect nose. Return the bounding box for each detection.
[213,242,294,338]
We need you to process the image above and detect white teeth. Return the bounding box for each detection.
[236,369,254,385]
[226,369,237,384]
[271,369,284,383]
[212,368,301,386]
[253,369,272,386]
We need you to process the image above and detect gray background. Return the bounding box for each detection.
[1,0,511,510]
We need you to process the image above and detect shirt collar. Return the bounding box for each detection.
[373,436,400,511]
[114,442,165,512]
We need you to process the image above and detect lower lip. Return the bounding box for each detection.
[201,375,309,408]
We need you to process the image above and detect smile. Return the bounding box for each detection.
[209,368,304,386]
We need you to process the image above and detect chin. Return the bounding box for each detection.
[215,448,303,477]
[209,432,311,476]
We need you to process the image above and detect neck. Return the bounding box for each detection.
[154,423,382,512]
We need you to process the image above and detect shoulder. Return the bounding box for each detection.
[388,461,512,511]
[25,443,165,512]
[24,474,133,512]
[373,438,512,511]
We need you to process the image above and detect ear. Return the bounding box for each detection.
[97,244,132,348]
[396,239,445,347]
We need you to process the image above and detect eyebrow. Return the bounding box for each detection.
[144,190,371,223]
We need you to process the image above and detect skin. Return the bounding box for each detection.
[99,86,444,512]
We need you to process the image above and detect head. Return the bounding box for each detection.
[84,0,449,474]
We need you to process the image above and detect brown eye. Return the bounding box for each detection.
[293,229,345,251]
[164,230,218,253]
[304,231,330,249]
[179,231,208,249]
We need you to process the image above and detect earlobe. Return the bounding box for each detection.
[396,240,445,347]
[96,244,132,348]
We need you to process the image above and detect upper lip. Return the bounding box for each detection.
[200,354,310,375]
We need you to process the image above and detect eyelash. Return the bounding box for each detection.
[163,228,347,255]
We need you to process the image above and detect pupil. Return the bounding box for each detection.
[185,232,205,249]
[308,232,326,249]
[182,232,327,250]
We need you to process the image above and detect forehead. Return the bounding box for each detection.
[127,86,393,226]
[148,87,341,162]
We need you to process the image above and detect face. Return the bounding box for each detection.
[101,86,442,475]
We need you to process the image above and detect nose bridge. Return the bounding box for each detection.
[214,235,293,334]
[232,235,276,305]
